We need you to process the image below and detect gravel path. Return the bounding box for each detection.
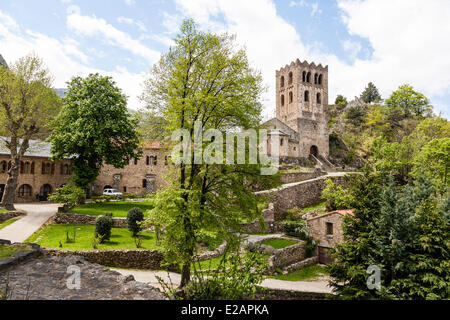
[0,203,59,243]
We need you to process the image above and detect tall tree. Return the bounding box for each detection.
[385,84,433,119]
[0,55,61,210]
[49,74,141,190]
[360,82,381,103]
[335,94,348,107]
[141,19,279,288]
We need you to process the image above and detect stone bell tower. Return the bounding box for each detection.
[275,59,329,158]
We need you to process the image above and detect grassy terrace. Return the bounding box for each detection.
[0,244,31,258]
[260,238,298,250]
[0,218,19,230]
[68,200,154,218]
[26,224,159,251]
[300,201,326,214]
[0,209,8,214]
[270,265,329,281]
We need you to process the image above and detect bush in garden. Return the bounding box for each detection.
[95,214,113,242]
[48,184,86,206]
[127,207,144,236]
[285,207,303,221]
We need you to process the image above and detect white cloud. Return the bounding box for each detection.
[124,0,135,6]
[0,9,146,109]
[67,12,160,63]
[117,16,147,32]
[174,0,450,118]
[289,0,322,17]
[341,39,361,61]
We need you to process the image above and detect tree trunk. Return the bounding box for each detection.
[179,263,191,288]
[1,160,19,210]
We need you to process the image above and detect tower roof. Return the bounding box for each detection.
[276,58,328,74]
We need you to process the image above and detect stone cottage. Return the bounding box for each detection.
[307,209,354,264]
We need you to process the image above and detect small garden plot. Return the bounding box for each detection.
[270,265,329,282]
[68,200,154,218]
[260,238,298,250]
[0,218,19,230]
[0,244,31,258]
[26,224,159,251]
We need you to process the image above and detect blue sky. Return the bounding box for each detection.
[0,0,449,119]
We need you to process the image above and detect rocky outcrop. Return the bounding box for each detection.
[0,254,166,300]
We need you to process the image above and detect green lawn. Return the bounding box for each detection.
[260,238,298,249]
[0,209,8,214]
[0,218,19,230]
[26,224,159,251]
[193,253,270,271]
[0,244,30,258]
[68,200,154,218]
[270,265,329,281]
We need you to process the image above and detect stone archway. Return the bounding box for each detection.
[310,145,319,158]
[40,184,53,201]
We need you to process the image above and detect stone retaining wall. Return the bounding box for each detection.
[269,241,306,270]
[45,248,170,270]
[256,174,355,220]
[53,212,128,228]
[250,288,327,300]
[0,211,25,223]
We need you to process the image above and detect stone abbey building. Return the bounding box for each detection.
[262,59,330,163]
[0,58,331,203]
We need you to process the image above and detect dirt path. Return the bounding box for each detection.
[0,203,59,243]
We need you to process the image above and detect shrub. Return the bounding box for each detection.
[48,185,86,206]
[285,207,303,221]
[282,220,312,240]
[321,179,354,211]
[95,215,113,242]
[127,207,144,236]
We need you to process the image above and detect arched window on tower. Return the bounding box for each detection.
[281,95,285,106]
[318,74,323,85]
[317,92,321,104]
[306,72,311,83]
[280,76,285,87]
[302,71,306,82]
[314,73,318,84]
[288,72,293,85]
[289,91,293,104]
[304,90,310,102]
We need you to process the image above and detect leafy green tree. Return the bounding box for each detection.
[141,19,279,288]
[49,74,141,190]
[0,55,61,210]
[360,82,381,103]
[329,172,450,300]
[413,138,450,190]
[335,95,348,107]
[385,84,433,119]
[345,105,366,126]
[321,178,354,211]
[127,207,144,237]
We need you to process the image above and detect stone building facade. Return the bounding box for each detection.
[92,141,171,196]
[0,139,171,203]
[306,209,354,264]
[0,140,73,203]
[263,59,330,162]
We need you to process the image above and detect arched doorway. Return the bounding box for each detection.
[310,145,319,158]
[40,184,53,201]
[0,184,5,202]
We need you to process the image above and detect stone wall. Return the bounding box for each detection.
[280,169,324,184]
[307,211,351,248]
[241,221,284,234]
[53,212,128,228]
[45,248,170,270]
[269,241,306,270]
[0,211,25,223]
[250,288,327,300]
[256,174,355,220]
